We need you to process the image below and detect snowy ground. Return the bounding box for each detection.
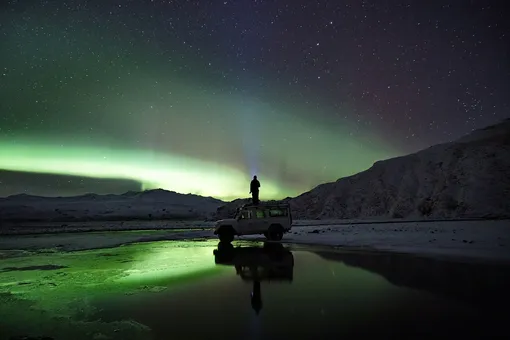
[282,220,510,263]
[0,220,213,235]
[1,219,509,263]
[0,217,497,235]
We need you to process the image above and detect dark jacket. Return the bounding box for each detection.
[250,179,260,192]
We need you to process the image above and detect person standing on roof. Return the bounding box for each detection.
[250,175,260,205]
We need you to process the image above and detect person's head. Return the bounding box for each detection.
[253,175,257,179]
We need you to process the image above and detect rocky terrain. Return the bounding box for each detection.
[289,119,510,220]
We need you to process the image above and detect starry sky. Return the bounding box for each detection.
[0,0,508,200]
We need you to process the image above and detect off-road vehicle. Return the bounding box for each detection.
[213,202,292,243]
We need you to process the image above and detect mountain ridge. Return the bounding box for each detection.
[0,188,225,222]
[288,118,510,220]
[213,118,510,220]
[2,119,509,222]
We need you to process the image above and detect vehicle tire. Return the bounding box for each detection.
[271,230,283,241]
[218,241,234,252]
[264,242,283,251]
[268,224,284,241]
[218,228,235,243]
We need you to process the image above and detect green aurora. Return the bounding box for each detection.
[0,117,398,200]
[0,138,285,200]
[0,90,400,200]
[0,2,402,200]
[0,79,400,200]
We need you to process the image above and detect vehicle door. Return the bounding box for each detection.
[268,207,288,229]
[237,209,253,235]
[252,208,269,232]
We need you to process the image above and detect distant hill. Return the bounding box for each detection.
[0,189,225,222]
[289,119,510,220]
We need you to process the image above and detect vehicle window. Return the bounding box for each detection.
[240,210,252,219]
[255,210,265,218]
[268,208,287,217]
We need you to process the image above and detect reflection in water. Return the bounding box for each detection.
[315,250,510,309]
[209,242,510,337]
[213,242,294,315]
[252,281,261,315]
[3,239,510,338]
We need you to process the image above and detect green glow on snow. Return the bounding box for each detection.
[120,241,222,283]
[0,240,228,339]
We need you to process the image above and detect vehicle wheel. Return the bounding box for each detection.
[218,229,234,243]
[270,230,283,241]
[218,241,234,252]
[268,225,284,241]
[264,242,283,251]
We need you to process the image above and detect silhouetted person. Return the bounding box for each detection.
[250,175,260,205]
[251,280,262,315]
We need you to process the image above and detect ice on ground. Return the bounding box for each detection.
[0,219,508,263]
[0,219,215,235]
[274,219,510,263]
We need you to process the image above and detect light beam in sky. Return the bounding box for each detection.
[239,103,260,178]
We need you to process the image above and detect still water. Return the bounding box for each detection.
[0,239,509,339]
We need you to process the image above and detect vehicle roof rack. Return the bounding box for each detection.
[241,201,290,209]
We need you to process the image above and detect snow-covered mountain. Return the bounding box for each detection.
[290,119,510,220]
[0,189,225,222]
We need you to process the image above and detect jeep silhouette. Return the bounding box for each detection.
[213,202,293,243]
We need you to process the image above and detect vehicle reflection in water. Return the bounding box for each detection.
[213,242,294,315]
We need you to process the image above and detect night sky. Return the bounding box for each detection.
[0,0,508,200]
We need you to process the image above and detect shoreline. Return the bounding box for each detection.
[0,219,509,264]
[1,216,508,235]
